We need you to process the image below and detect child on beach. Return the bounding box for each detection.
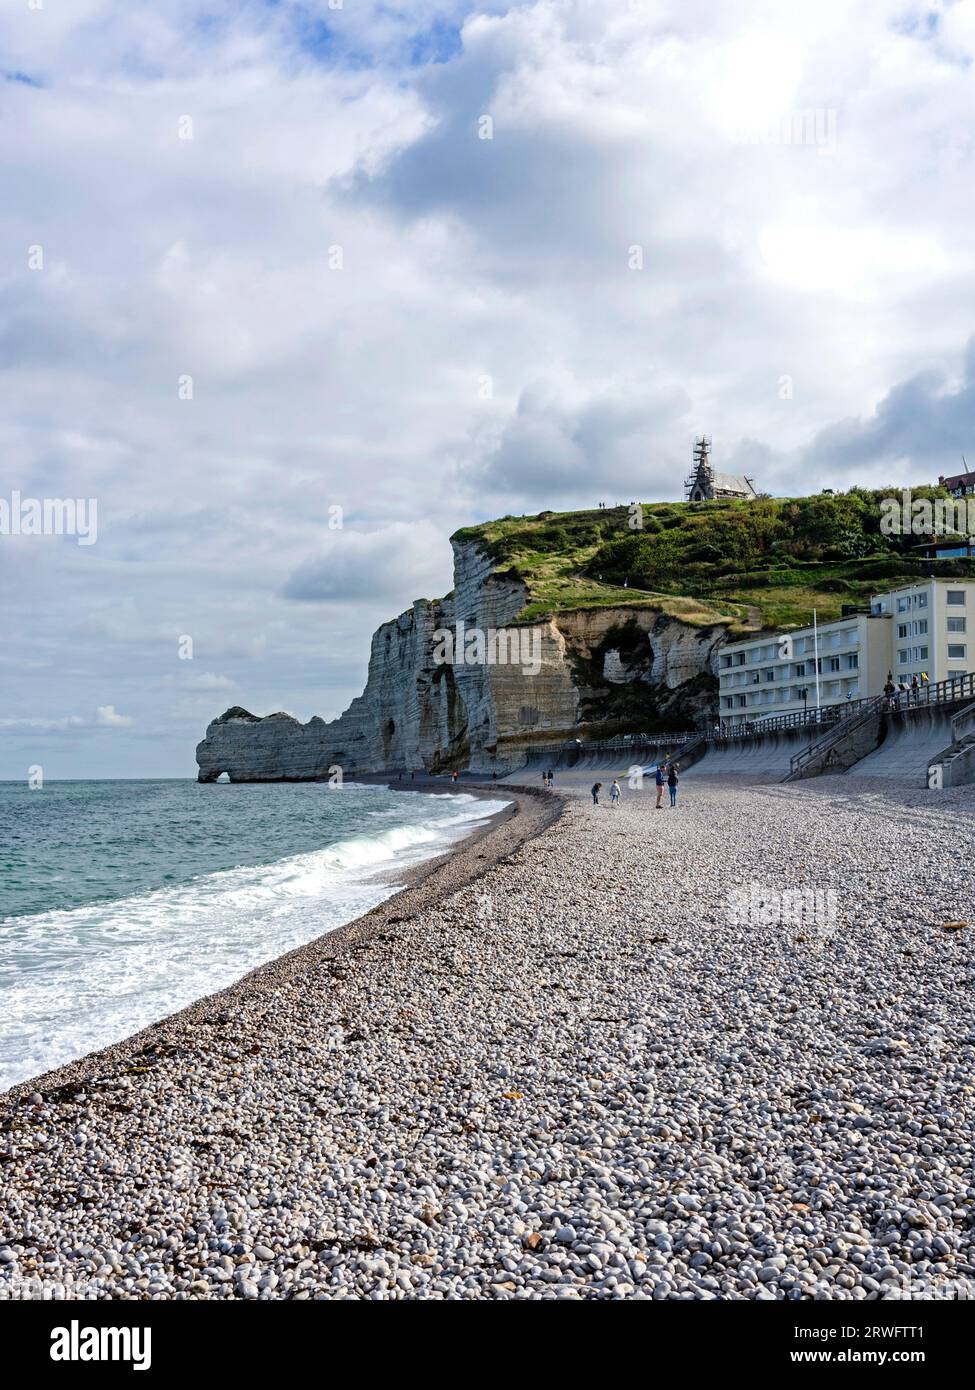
[591,782,602,805]
[610,779,621,806]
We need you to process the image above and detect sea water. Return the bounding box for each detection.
[0,779,508,1092]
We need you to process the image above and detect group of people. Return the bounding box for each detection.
[591,761,680,808]
[590,779,620,806]
[883,672,927,710]
[541,769,556,788]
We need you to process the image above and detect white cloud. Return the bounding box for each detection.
[0,715,87,732]
[283,522,453,602]
[180,671,237,690]
[1,0,973,776]
[95,705,134,728]
[0,707,133,732]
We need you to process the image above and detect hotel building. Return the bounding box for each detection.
[871,578,974,686]
[718,579,975,726]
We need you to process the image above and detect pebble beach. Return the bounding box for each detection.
[1,776,973,1301]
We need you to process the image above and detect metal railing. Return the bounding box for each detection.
[517,675,975,764]
[710,703,855,740]
[713,671,975,742]
[787,673,975,778]
[521,731,695,759]
[880,669,975,713]
[787,697,886,778]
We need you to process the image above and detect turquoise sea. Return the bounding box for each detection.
[0,779,508,1092]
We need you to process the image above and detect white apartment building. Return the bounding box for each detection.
[718,579,975,726]
[718,613,890,724]
[870,578,975,685]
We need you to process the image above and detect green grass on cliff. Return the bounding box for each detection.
[454,507,748,629]
[453,488,973,635]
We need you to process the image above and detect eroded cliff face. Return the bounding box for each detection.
[196,539,731,780]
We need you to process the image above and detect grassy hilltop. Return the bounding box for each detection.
[454,487,973,636]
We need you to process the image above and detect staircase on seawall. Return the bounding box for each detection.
[784,698,886,781]
[927,697,975,789]
[786,673,975,784]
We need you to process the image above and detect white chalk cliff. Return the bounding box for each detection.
[196,536,731,780]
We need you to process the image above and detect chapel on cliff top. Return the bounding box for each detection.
[684,436,759,502]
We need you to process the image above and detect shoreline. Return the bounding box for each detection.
[2,775,970,1301]
[1,780,560,1106]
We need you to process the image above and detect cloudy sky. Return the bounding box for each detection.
[2,0,974,778]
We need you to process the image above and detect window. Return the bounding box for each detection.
[897,623,909,639]
[720,655,732,668]
[898,649,910,665]
[897,597,909,613]
[735,653,746,665]
[947,644,967,660]
[917,593,928,608]
[947,590,966,606]
[795,662,806,676]
[828,657,840,672]
[764,668,775,682]
[846,654,858,669]
[948,617,966,633]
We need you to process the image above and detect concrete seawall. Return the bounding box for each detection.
[684,729,815,780]
[846,706,958,782]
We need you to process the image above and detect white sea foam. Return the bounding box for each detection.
[0,793,508,1093]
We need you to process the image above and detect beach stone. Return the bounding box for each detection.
[1,777,972,1302]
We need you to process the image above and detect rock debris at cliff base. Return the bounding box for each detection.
[1,779,973,1301]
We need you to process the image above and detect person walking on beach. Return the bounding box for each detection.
[655,762,666,808]
[610,778,621,806]
[591,781,602,806]
[667,762,679,807]
[547,768,554,788]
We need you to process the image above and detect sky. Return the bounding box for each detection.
[2,0,975,778]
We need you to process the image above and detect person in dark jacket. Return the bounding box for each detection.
[667,763,679,807]
[591,781,602,806]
